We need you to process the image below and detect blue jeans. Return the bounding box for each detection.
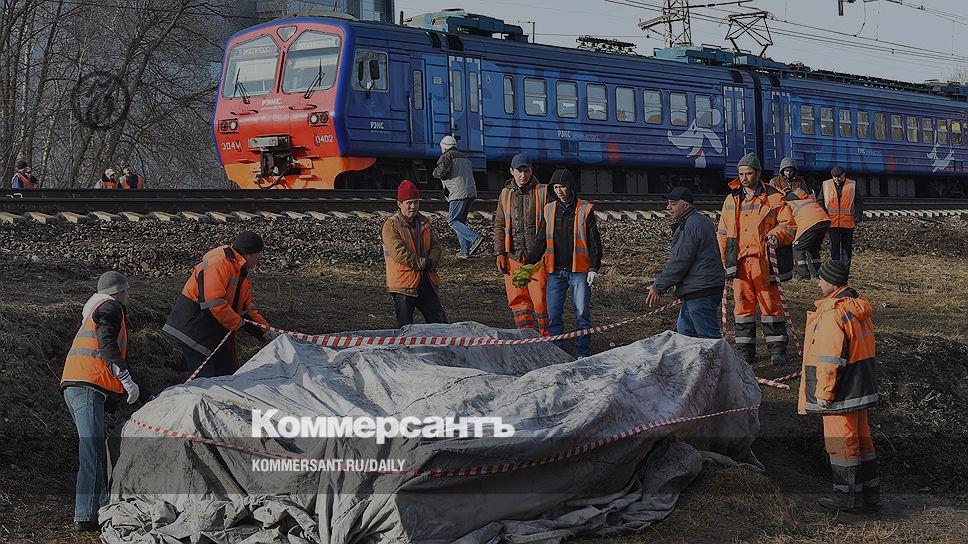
[447,199,480,254]
[677,295,722,339]
[64,386,108,523]
[546,269,592,357]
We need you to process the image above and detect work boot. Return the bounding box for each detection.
[771,353,785,366]
[817,495,864,513]
[863,487,882,513]
[469,236,484,256]
[74,520,99,533]
[738,347,757,366]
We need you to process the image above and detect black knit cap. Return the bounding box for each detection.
[549,169,576,191]
[830,165,846,177]
[15,159,27,169]
[232,231,264,254]
[819,260,849,287]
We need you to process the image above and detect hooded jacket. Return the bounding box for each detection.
[432,148,477,201]
[717,178,796,284]
[652,206,725,300]
[798,286,878,415]
[525,171,603,272]
[769,159,830,240]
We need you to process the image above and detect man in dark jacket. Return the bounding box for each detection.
[526,169,603,357]
[433,136,482,258]
[647,187,725,339]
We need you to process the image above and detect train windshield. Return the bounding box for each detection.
[282,31,341,94]
[222,35,279,98]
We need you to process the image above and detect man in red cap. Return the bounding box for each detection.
[382,180,447,327]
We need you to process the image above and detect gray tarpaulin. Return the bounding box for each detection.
[100,323,761,544]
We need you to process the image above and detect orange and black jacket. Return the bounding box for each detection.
[717,179,796,282]
[163,245,268,356]
[798,286,878,415]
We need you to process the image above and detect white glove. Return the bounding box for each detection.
[117,369,140,404]
[766,236,778,247]
[586,271,599,286]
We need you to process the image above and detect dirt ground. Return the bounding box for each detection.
[1,214,967,543]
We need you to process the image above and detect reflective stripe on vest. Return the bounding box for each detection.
[502,182,547,252]
[385,215,438,291]
[823,179,856,229]
[543,199,593,273]
[61,299,126,394]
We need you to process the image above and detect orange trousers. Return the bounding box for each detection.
[822,409,878,503]
[503,258,549,336]
[733,256,787,357]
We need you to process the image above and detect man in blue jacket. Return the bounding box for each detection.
[647,187,726,339]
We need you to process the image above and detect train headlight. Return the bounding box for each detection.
[219,118,239,133]
[308,111,329,126]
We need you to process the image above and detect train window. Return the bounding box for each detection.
[670,92,688,126]
[922,118,934,144]
[696,95,714,128]
[644,90,663,124]
[352,50,388,92]
[469,72,480,113]
[874,113,886,140]
[587,84,608,121]
[735,97,744,131]
[800,105,815,135]
[281,31,341,94]
[412,70,423,110]
[820,107,834,136]
[938,120,948,144]
[906,116,918,143]
[891,115,903,140]
[451,71,463,111]
[556,81,578,118]
[222,35,279,98]
[857,111,870,138]
[616,87,636,122]
[524,78,547,116]
[838,109,852,137]
[951,120,962,145]
[504,76,514,115]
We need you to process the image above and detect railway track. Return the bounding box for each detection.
[2,189,967,222]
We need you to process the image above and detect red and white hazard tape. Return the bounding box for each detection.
[243,300,682,349]
[767,240,803,356]
[720,282,730,340]
[129,403,759,477]
[773,371,802,382]
[755,377,790,390]
[184,330,233,383]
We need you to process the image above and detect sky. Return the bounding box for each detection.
[395,0,968,85]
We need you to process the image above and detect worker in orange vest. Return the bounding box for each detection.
[382,179,446,327]
[163,231,271,378]
[61,271,140,532]
[493,154,549,335]
[525,169,603,357]
[11,160,41,188]
[821,166,862,269]
[770,158,830,280]
[97,168,118,189]
[119,164,144,189]
[718,153,797,366]
[799,260,880,513]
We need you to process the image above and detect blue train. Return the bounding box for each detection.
[214,10,968,196]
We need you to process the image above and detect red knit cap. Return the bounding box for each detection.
[397,179,419,202]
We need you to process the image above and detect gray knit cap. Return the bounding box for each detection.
[737,153,762,171]
[97,271,129,295]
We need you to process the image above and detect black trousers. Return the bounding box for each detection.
[181,335,239,378]
[793,221,829,279]
[828,227,854,269]
[393,276,447,328]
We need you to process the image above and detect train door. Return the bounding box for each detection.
[425,58,450,151]
[409,60,428,148]
[447,56,485,153]
[771,91,793,163]
[723,86,748,165]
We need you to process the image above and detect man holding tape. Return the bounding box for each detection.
[61,271,140,532]
[163,231,271,378]
[799,260,880,513]
[647,187,725,339]
[718,153,796,366]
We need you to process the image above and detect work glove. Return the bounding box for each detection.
[766,235,779,247]
[496,254,509,275]
[117,369,140,405]
[816,398,831,409]
[586,271,598,286]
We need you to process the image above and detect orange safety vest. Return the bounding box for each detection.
[121,174,143,189]
[822,178,857,229]
[13,172,39,189]
[102,179,118,189]
[542,199,594,273]
[384,214,440,292]
[777,186,830,241]
[500,182,548,253]
[798,286,878,414]
[61,298,126,395]
[718,180,797,281]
